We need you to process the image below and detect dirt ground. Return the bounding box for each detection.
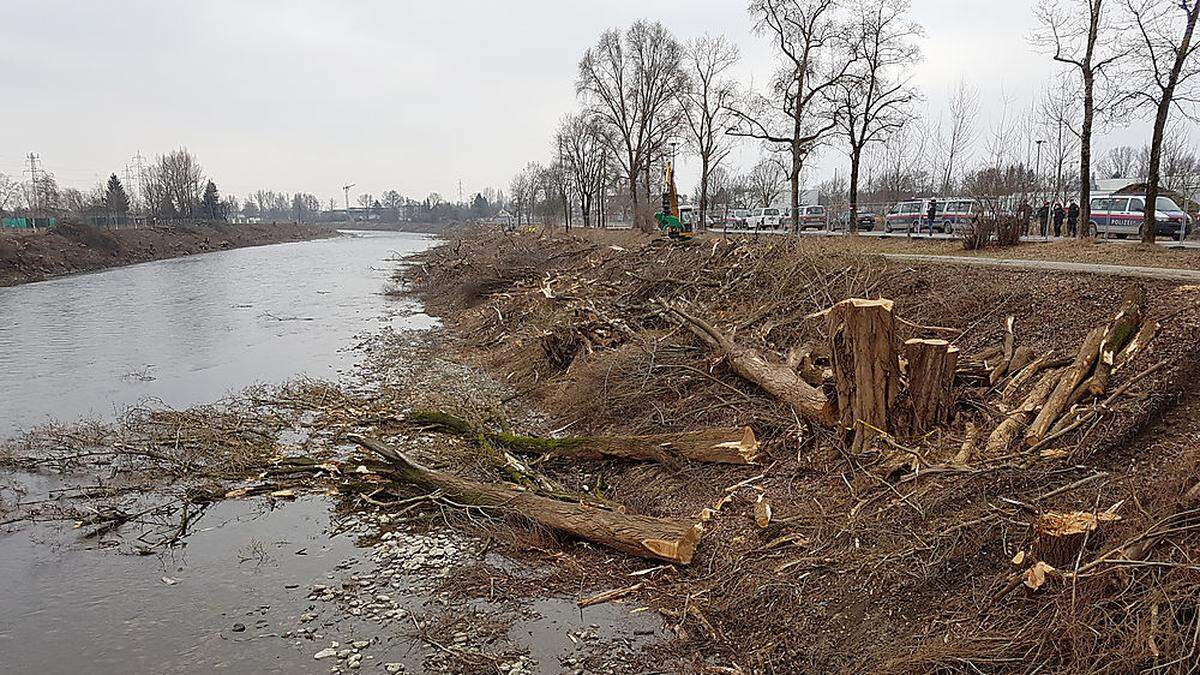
[391,228,1200,673]
[0,221,336,286]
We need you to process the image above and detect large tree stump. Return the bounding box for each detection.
[904,338,960,434]
[826,298,901,452]
[352,435,704,564]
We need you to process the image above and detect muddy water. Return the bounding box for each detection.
[0,230,436,437]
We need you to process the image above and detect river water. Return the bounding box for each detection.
[0,230,436,437]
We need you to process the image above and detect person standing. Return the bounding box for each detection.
[1038,201,1050,237]
[1018,201,1032,236]
[926,198,938,235]
[1067,201,1080,237]
[1053,202,1065,237]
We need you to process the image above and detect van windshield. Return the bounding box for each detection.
[765,209,779,216]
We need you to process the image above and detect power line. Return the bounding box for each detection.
[24,153,40,216]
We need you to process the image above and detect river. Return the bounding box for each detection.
[0,230,436,436]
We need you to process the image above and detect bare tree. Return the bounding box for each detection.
[837,0,921,233]
[558,113,611,227]
[679,35,740,230]
[143,149,203,223]
[577,21,686,232]
[1122,0,1200,242]
[937,80,979,192]
[732,0,851,233]
[746,157,788,207]
[1040,83,1083,206]
[1033,0,1126,237]
[1097,144,1140,177]
[0,173,24,214]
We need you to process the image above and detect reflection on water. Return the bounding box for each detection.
[0,230,437,436]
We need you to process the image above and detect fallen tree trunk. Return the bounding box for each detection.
[1025,327,1106,446]
[407,411,759,465]
[827,299,901,451]
[905,338,959,434]
[352,435,704,564]
[658,301,835,426]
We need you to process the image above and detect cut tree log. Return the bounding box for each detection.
[985,369,1062,454]
[351,435,704,564]
[826,298,901,451]
[407,410,759,465]
[1080,289,1145,397]
[658,301,835,426]
[904,338,960,434]
[989,316,1017,385]
[1025,327,1106,446]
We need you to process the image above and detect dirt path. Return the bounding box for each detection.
[881,252,1200,282]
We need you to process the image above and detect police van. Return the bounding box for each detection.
[1089,195,1190,238]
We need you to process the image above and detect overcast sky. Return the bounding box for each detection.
[0,0,1187,204]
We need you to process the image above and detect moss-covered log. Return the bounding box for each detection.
[352,435,704,564]
[407,410,758,465]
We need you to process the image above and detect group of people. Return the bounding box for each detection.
[1031,200,1080,237]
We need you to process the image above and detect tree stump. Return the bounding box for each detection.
[904,338,960,434]
[1032,510,1117,568]
[826,298,900,452]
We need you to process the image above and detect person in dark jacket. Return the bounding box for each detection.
[1053,202,1065,237]
[926,198,938,235]
[1038,201,1050,237]
[1067,201,1080,237]
[1018,201,1032,235]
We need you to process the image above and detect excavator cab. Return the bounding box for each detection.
[655,160,691,239]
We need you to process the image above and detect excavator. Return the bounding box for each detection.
[654,160,691,240]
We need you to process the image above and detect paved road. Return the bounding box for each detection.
[712,227,1200,247]
[880,253,1200,282]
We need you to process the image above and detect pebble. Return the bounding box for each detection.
[313,648,338,660]
[231,623,246,633]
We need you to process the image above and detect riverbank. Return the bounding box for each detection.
[7,227,1200,672]
[0,221,337,286]
[394,228,1200,671]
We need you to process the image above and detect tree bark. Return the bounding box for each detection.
[659,301,835,426]
[989,316,1017,385]
[353,435,704,564]
[848,146,862,235]
[407,411,760,465]
[827,299,901,451]
[1142,0,1200,243]
[904,338,960,434]
[1025,326,1106,445]
[1081,288,1144,397]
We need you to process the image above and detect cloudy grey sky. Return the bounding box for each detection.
[0,0,1181,204]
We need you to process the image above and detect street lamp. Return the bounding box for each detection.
[1034,140,1046,238]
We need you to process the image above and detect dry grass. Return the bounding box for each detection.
[396,227,1200,673]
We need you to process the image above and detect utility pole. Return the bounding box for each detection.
[342,183,355,222]
[457,178,463,207]
[132,151,148,226]
[24,153,40,222]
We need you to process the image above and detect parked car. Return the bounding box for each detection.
[935,198,979,235]
[884,200,927,233]
[832,211,878,232]
[1090,195,1191,238]
[782,205,829,230]
[745,207,783,229]
[716,209,750,229]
